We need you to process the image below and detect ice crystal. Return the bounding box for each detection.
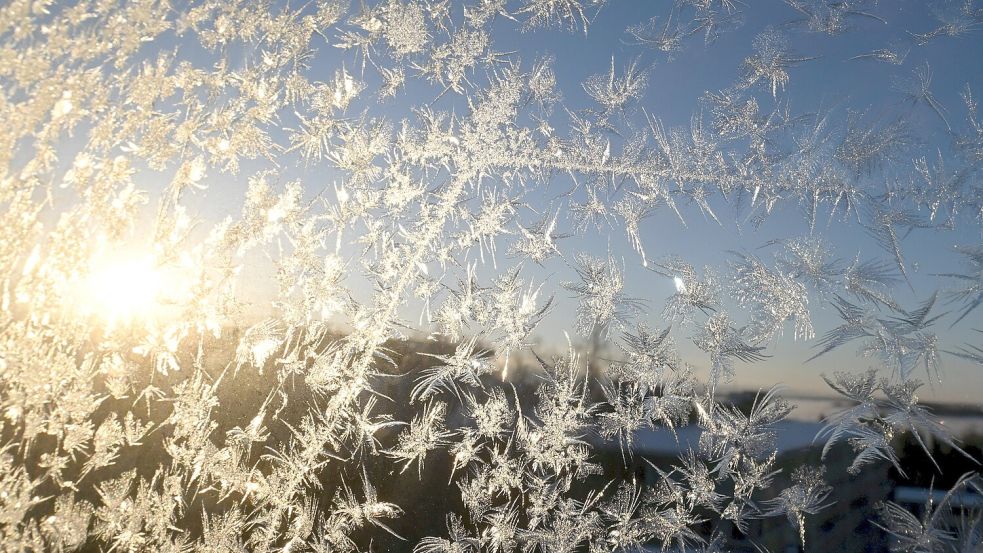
[1,0,982,551]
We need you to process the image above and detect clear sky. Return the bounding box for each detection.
[450,1,983,402]
[162,0,983,403]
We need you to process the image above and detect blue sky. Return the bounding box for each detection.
[155,1,983,403]
[450,1,983,402]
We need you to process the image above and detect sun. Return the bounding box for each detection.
[79,253,166,329]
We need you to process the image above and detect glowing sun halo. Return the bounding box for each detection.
[79,254,166,328]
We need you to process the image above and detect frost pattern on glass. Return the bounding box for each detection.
[0,0,982,551]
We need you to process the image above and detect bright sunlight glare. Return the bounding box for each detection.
[78,253,166,329]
